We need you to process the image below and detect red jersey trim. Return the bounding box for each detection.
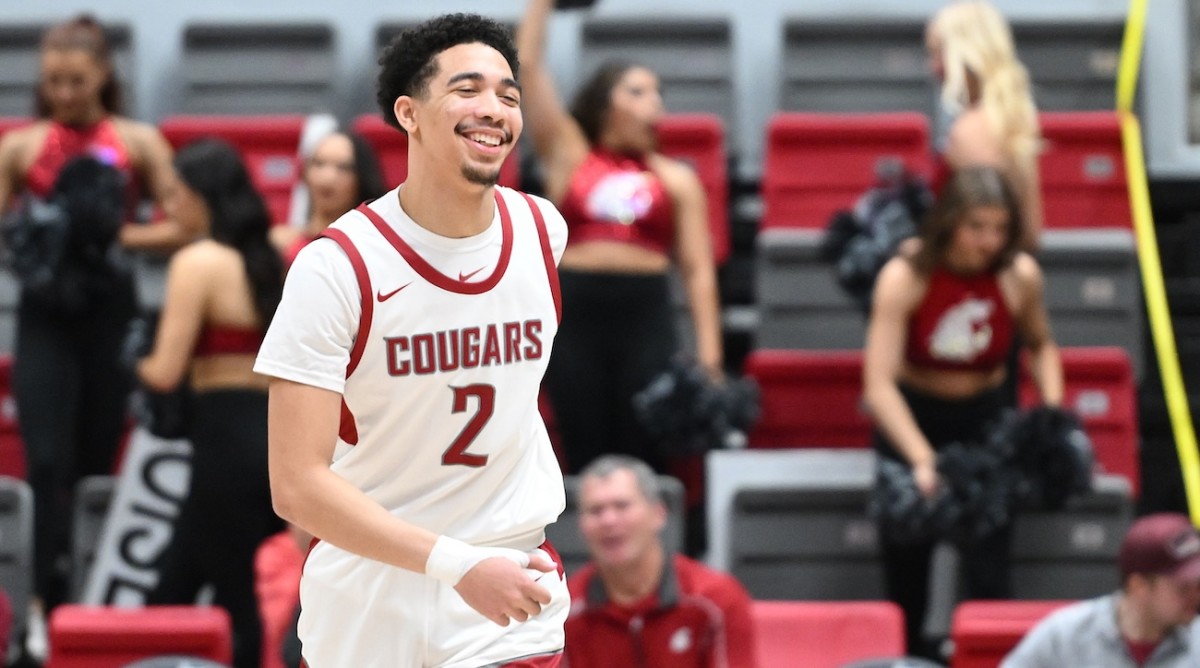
[520,193,562,324]
[318,228,372,446]
[354,189,513,295]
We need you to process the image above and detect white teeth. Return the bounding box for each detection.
[466,132,501,147]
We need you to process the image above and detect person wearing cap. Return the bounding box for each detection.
[1002,512,1200,667]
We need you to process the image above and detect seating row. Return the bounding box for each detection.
[0,14,1124,178]
[743,346,1140,497]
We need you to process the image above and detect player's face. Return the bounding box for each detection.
[305,133,359,219]
[578,470,667,569]
[947,204,1009,273]
[410,42,522,187]
[40,48,109,124]
[164,179,210,237]
[606,66,663,152]
[1145,574,1200,629]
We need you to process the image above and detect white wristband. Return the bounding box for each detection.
[425,535,529,586]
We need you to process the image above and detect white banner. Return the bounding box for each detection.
[82,427,192,606]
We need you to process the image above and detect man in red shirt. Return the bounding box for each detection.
[564,455,757,667]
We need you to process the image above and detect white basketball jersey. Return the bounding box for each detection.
[315,186,565,546]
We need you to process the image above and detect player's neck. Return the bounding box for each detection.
[397,170,495,239]
[599,544,666,607]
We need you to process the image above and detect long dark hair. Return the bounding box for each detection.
[36,14,123,117]
[911,166,1023,274]
[344,132,387,203]
[174,138,283,326]
[570,61,637,145]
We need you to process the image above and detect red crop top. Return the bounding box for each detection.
[906,267,1014,372]
[556,149,675,255]
[25,118,140,215]
[194,325,264,358]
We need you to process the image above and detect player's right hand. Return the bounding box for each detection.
[455,556,553,626]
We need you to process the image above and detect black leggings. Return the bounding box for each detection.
[544,270,679,474]
[14,285,136,608]
[874,383,1013,656]
[148,390,282,668]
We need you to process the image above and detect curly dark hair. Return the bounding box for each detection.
[376,13,519,132]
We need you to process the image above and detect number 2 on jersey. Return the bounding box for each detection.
[443,384,495,467]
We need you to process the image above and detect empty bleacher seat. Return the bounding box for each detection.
[47,605,232,668]
[1038,112,1129,229]
[159,115,306,224]
[655,113,730,265]
[753,600,907,668]
[780,20,930,115]
[762,112,932,231]
[180,23,335,115]
[0,24,132,117]
[350,114,521,191]
[544,475,685,576]
[755,226,866,349]
[950,600,1072,668]
[71,475,117,602]
[743,349,871,449]
[581,18,735,150]
[1014,23,1122,112]
[0,356,23,479]
[1018,346,1140,496]
[1009,475,1133,599]
[0,476,33,645]
[705,449,877,596]
[1037,229,1143,379]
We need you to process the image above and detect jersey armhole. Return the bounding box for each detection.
[519,193,563,324]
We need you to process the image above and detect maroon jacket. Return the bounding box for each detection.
[564,554,756,668]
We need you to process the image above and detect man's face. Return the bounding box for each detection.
[578,470,666,570]
[403,42,522,187]
[1144,574,1200,630]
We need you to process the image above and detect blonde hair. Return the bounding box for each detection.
[932,1,1041,179]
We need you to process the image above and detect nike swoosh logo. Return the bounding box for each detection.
[376,282,412,302]
[458,266,486,282]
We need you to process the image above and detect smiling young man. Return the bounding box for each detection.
[254,13,570,668]
[565,455,757,667]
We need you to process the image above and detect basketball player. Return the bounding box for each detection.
[254,14,569,667]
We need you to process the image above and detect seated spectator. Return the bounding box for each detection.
[564,455,756,667]
[269,130,385,267]
[1002,513,1200,667]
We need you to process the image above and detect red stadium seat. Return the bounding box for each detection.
[743,349,872,448]
[950,600,1072,668]
[753,600,906,668]
[350,114,521,191]
[47,605,232,668]
[1038,112,1130,229]
[1019,346,1139,496]
[159,115,306,224]
[0,356,25,480]
[0,118,32,138]
[656,113,730,265]
[762,112,932,230]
